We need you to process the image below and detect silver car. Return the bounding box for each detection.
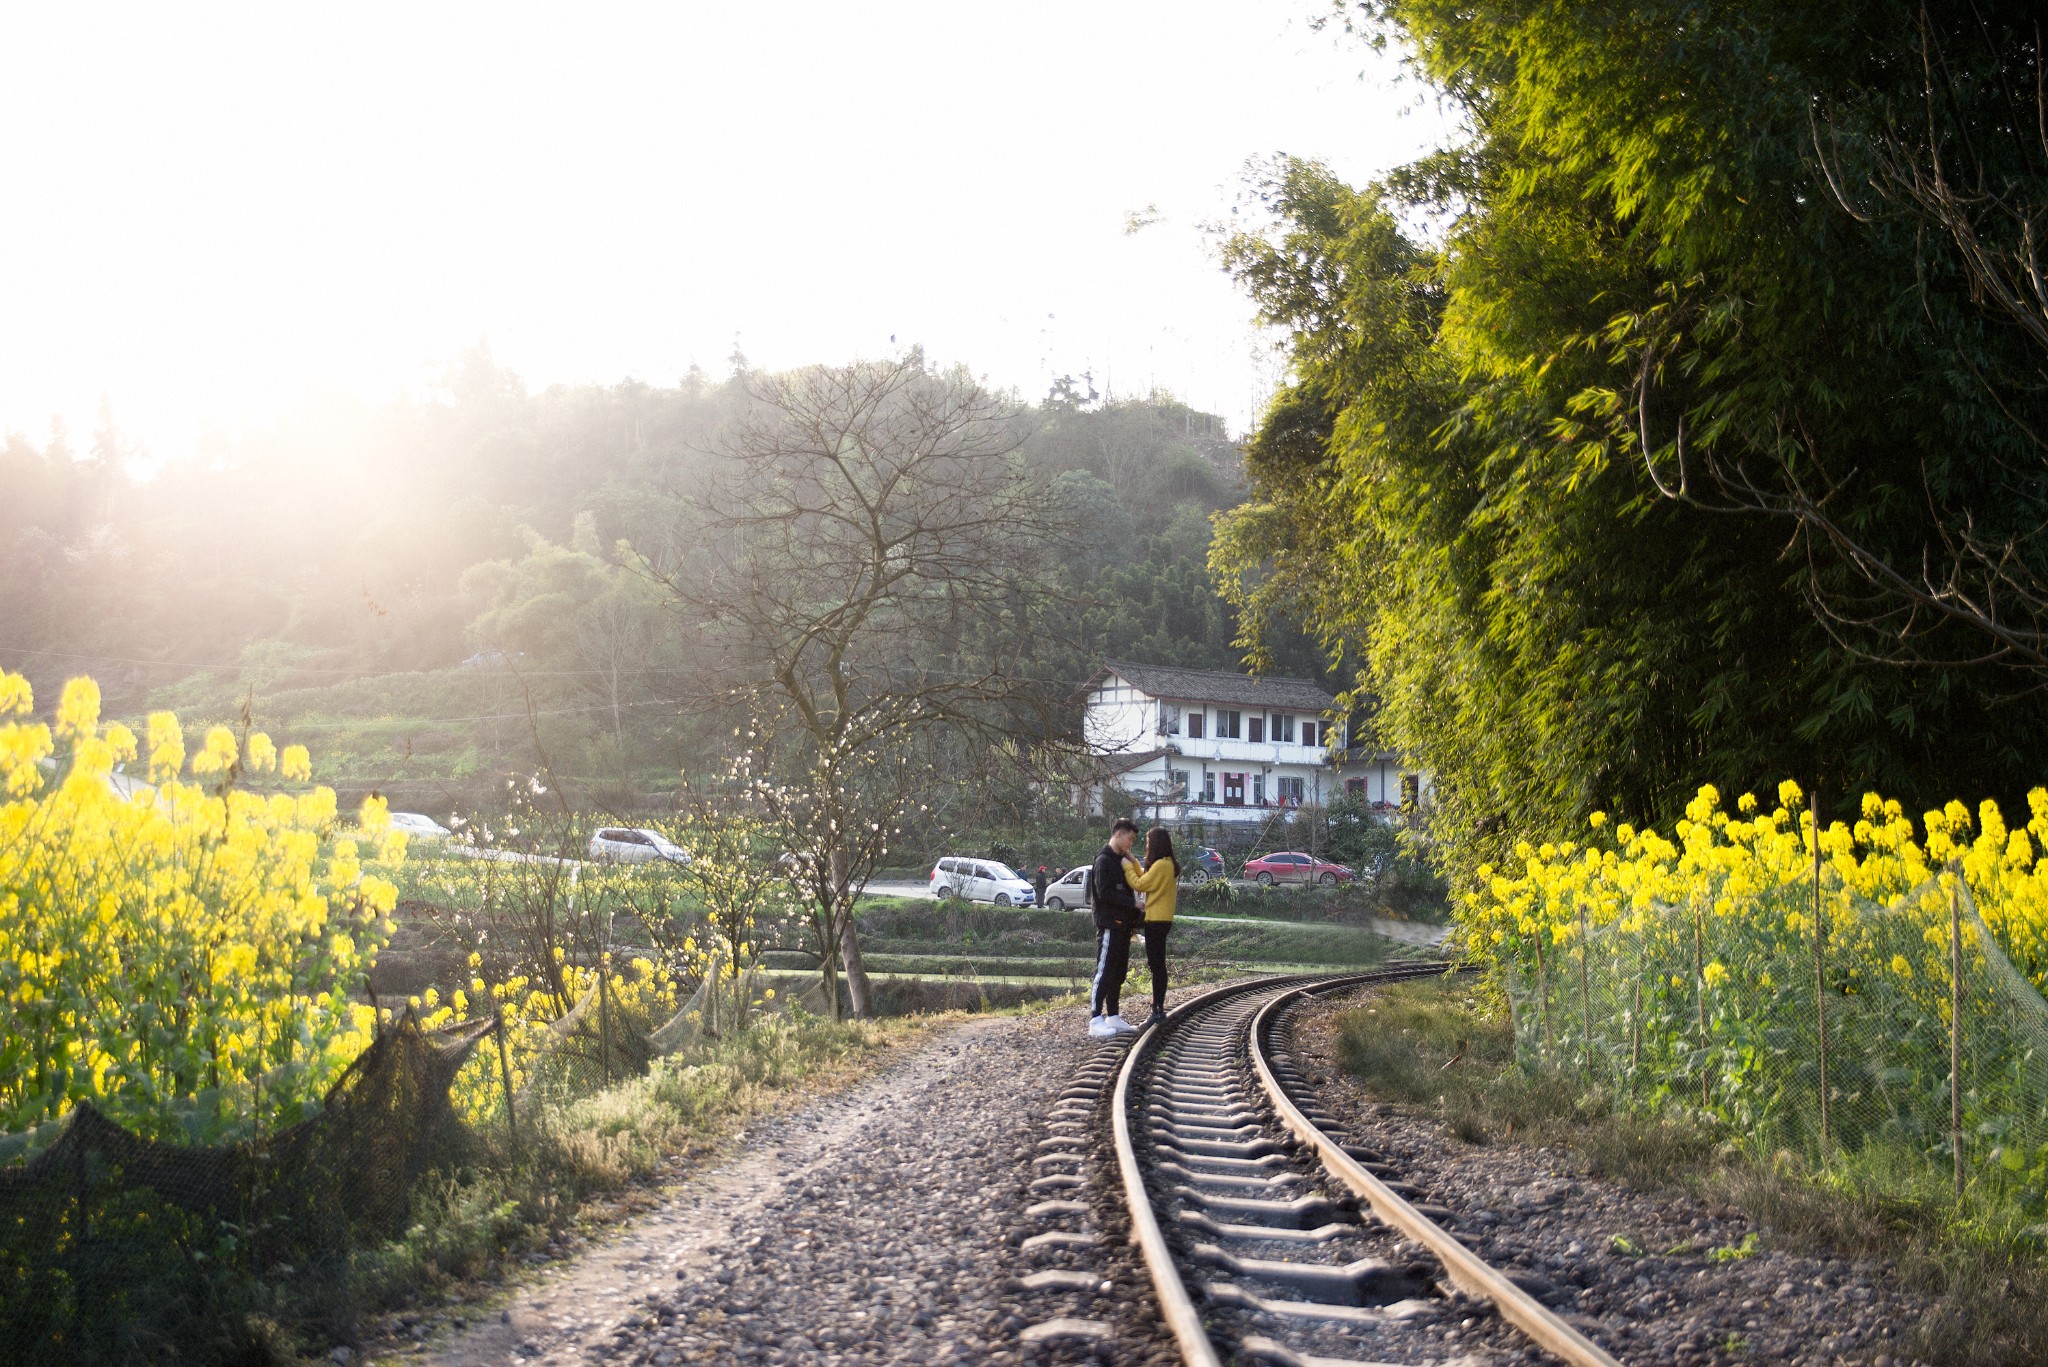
[1039,865,1089,910]
[587,827,692,866]
[389,811,452,839]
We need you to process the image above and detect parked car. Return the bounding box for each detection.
[1039,865,1090,910]
[929,857,1037,906]
[1186,846,1226,884]
[388,811,452,839]
[588,827,692,866]
[1243,850,1355,887]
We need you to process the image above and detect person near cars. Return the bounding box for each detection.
[1088,817,1142,1038]
[1034,865,1049,908]
[1122,826,1178,1023]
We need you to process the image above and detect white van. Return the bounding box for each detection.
[929,857,1037,906]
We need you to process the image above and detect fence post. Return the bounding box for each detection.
[494,1008,520,1153]
[1951,869,1965,1201]
[1577,901,1594,1075]
[1534,932,1555,1059]
[1630,978,1642,1082]
[1812,790,1830,1156]
[598,954,614,1086]
[1692,891,1710,1107]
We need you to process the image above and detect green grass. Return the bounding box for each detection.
[851,897,1403,975]
[1334,977,2048,1367]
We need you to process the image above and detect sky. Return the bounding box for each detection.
[0,2,1452,464]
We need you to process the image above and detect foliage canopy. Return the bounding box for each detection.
[1215,0,2048,878]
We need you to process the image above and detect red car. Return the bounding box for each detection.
[1243,850,1355,887]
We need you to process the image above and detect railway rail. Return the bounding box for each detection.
[1111,966,1627,1367]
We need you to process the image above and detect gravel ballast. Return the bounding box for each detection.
[1290,986,1941,1367]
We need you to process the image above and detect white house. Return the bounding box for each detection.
[1076,660,1429,824]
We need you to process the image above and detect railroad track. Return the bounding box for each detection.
[1112,966,1626,1367]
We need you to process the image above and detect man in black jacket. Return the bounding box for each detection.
[1088,817,1142,1037]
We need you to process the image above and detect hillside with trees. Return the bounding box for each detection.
[0,351,1313,811]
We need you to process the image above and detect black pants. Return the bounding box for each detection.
[1142,920,1171,1013]
[1091,925,1132,1016]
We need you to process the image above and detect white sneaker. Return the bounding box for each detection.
[1088,1015,1115,1039]
[1106,1014,1136,1034]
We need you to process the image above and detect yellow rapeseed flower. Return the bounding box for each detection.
[0,670,32,716]
[146,712,185,779]
[54,677,100,740]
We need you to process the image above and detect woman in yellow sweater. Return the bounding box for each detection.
[1123,826,1178,1024]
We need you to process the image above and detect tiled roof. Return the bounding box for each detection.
[1097,746,1173,776]
[1087,660,1336,713]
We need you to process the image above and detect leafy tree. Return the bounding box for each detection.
[1215,2,2048,883]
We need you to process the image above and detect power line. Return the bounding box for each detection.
[0,644,678,681]
[276,694,704,730]
[2,643,1100,694]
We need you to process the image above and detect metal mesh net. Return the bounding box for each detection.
[1505,873,2048,1196]
[0,1011,497,1364]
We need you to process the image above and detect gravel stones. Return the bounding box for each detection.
[624,1008,1179,1365]
[421,1007,1183,1366]
[1291,988,1939,1367]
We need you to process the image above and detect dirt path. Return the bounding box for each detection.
[390,1005,1177,1366]
[398,1015,1002,1366]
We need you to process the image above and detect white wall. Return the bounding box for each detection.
[1079,672,1433,817]
[1081,675,1156,754]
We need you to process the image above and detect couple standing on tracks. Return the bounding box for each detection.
[1086,816,1179,1039]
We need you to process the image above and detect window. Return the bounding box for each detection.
[1186,710,1205,740]
[1401,773,1421,809]
[1276,714,1295,743]
[1345,777,1366,796]
[1168,769,1191,797]
[1252,773,1265,804]
[1201,772,1216,803]
[1302,721,1318,747]
[1219,710,1241,739]
[1277,776,1304,803]
[1248,716,1265,744]
[1156,702,1181,735]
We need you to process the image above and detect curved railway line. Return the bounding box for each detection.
[1109,966,1627,1367]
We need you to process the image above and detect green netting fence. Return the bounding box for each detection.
[0,961,777,1367]
[1505,872,2048,1200]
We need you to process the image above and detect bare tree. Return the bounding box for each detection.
[645,355,1070,1017]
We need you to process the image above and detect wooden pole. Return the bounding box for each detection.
[1534,933,1554,1058]
[1693,891,1710,1107]
[1577,901,1594,1075]
[1951,871,1965,1201]
[598,954,613,1086]
[1812,790,1830,1155]
[1630,978,1642,1079]
[495,1008,520,1153]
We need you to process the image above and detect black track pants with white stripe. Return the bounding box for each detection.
[1090,925,1132,1017]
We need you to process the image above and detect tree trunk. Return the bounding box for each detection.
[839,913,872,1019]
[817,930,843,1022]
[832,848,874,1018]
